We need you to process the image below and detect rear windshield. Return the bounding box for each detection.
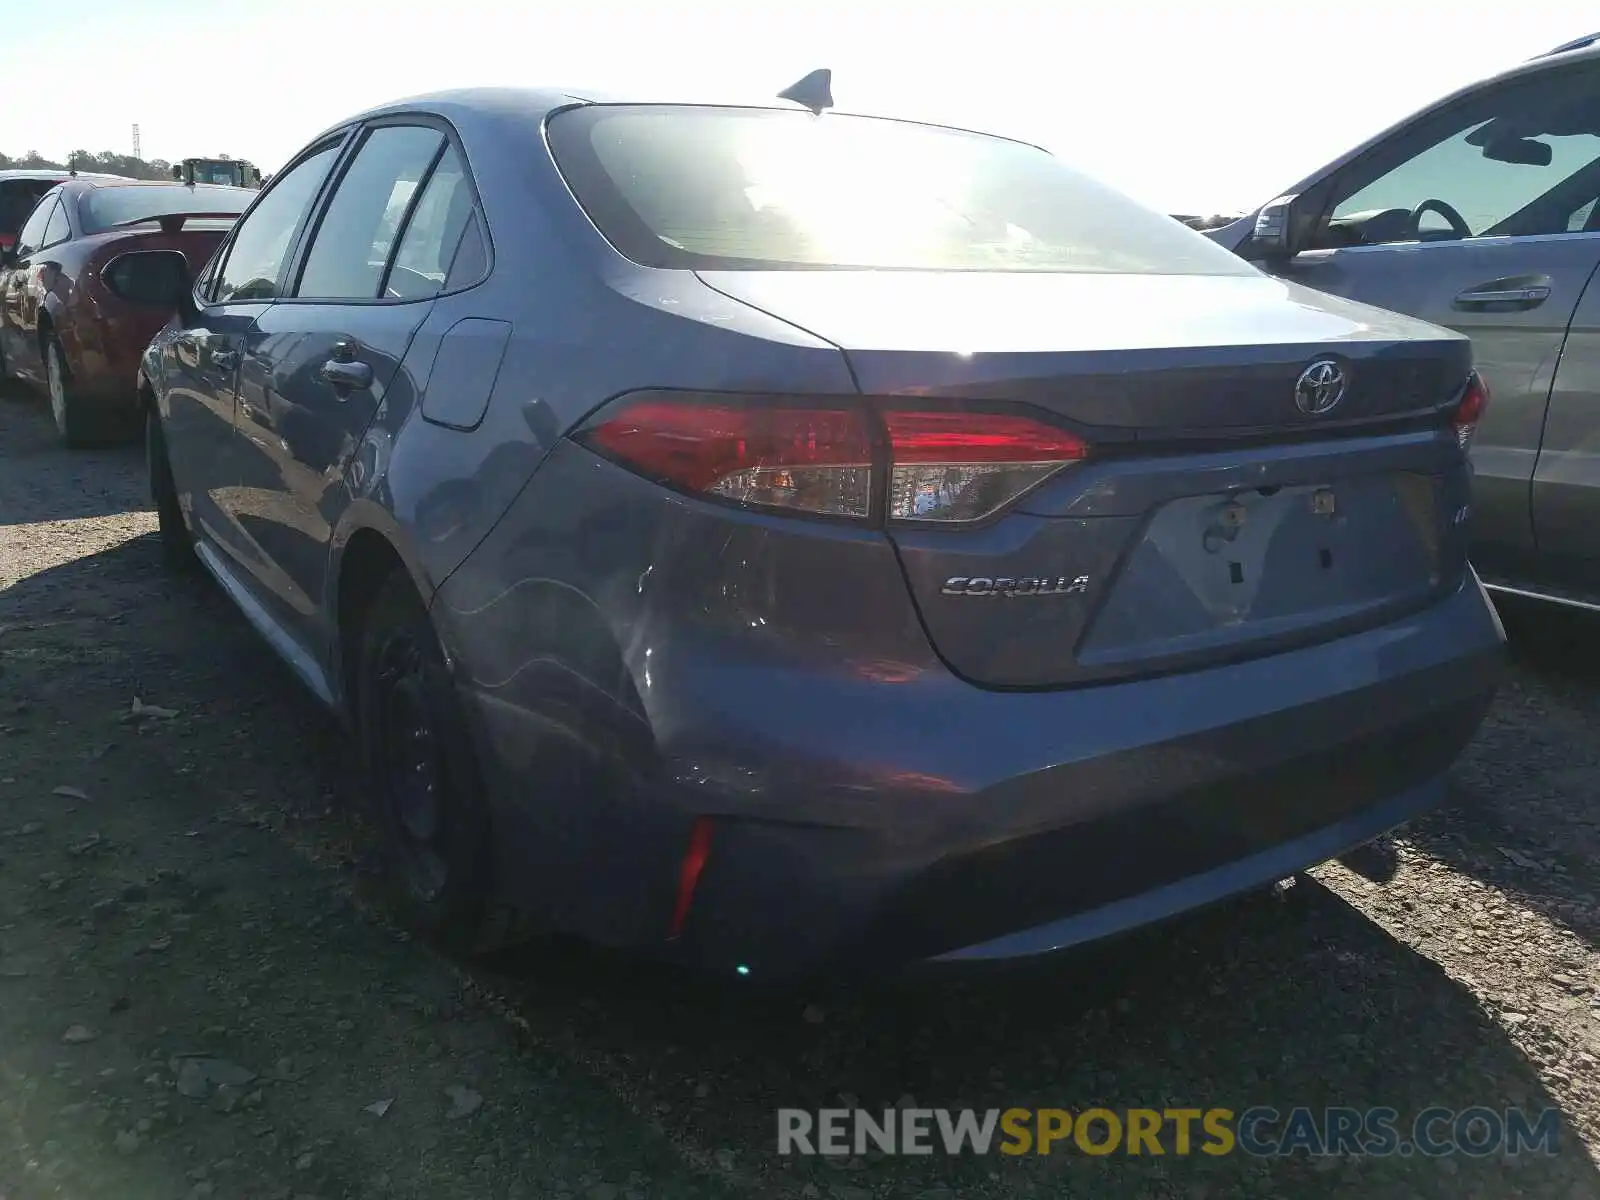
[547,105,1256,275]
[0,180,61,235]
[80,184,249,233]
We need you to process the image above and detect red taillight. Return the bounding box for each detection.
[581,398,875,519]
[883,410,1088,522]
[1452,371,1490,451]
[576,392,1089,525]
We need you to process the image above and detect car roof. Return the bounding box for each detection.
[298,85,1037,163]
[66,178,253,193]
[0,168,126,183]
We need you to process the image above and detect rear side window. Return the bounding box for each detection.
[14,197,58,256]
[385,144,480,300]
[41,201,70,248]
[295,125,444,300]
[548,105,1255,276]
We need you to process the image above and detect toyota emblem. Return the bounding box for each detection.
[1295,359,1347,416]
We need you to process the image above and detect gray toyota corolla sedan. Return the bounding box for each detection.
[119,82,1504,980]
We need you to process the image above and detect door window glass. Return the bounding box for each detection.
[214,141,342,303]
[1326,66,1600,246]
[385,145,479,299]
[41,202,70,248]
[295,125,445,300]
[0,181,57,239]
[14,198,57,257]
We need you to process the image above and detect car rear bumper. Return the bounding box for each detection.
[455,570,1502,981]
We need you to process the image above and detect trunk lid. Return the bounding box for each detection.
[701,269,1475,688]
[696,270,1469,434]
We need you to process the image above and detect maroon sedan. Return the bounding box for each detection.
[0,178,252,445]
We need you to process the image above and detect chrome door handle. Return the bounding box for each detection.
[210,347,240,371]
[1453,285,1551,308]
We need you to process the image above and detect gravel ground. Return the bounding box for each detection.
[4,387,1600,1199]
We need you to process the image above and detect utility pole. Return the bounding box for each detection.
[132,124,141,161]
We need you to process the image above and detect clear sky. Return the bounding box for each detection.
[4,0,1595,214]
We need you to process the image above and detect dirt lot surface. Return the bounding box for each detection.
[6,391,1600,1200]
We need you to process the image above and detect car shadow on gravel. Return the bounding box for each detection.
[0,395,145,526]
[1406,595,1600,954]
[6,536,1598,1198]
[479,878,1598,1197]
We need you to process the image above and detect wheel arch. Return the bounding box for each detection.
[328,505,438,719]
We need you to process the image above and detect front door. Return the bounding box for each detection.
[1261,57,1600,571]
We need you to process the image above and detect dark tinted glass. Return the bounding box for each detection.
[548,105,1254,275]
[0,180,60,236]
[80,185,250,233]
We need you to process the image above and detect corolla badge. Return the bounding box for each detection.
[941,575,1090,597]
[1295,359,1347,416]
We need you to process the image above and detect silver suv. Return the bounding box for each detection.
[1210,34,1600,610]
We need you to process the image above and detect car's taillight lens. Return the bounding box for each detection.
[579,397,876,518]
[883,410,1088,522]
[576,393,1090,524]
[1452,371,1489,451]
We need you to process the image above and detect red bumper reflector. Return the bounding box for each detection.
[669,816,715,939]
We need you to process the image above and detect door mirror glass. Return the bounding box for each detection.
[1242,194,1308,261]
[101,249,192,310]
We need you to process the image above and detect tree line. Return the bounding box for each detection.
[0,149,177,181]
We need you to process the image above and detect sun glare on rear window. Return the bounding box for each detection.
[547,106,1256,275]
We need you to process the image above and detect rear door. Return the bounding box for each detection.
[232,121,474,652]
[1258,58,1600,568]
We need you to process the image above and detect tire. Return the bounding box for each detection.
[0,339,25,400]
[354,571,526,954]
[146,404,195,571]
[45,333,133,446]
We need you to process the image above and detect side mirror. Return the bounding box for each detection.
[1241,193,1314,262]
[250,166,262,184]
[101,250,194,315]
[171,163,183,180]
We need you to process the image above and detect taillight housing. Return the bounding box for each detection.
[1451,371,1489,452]
[575,391,1089,525]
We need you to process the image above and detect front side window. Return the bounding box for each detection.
[14,197,58,257]
[295,124,445,300]
[214,141,342,303]
[1323,64,1600,246]
[547,105,1255,275]
[80,184,249,234]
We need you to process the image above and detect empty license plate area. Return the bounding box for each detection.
[1078,473,1443,666]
